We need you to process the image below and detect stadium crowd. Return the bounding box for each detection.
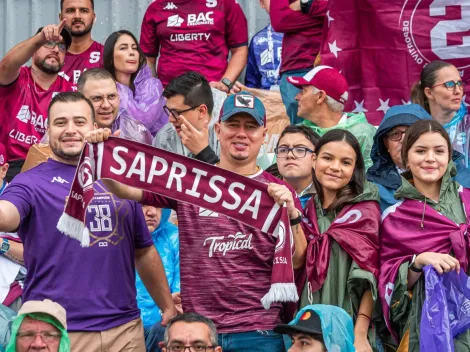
[1,0,470,351]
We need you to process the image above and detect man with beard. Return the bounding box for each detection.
[0,21,74,181]
[59,0,104,85]
[0,92,176,351]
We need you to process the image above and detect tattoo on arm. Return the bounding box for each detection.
[2,252,25,265]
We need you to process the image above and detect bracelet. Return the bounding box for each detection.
[357,313,371,322]
[409,262,423,273]
[290,214,302,226]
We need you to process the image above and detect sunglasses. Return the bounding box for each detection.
[431,80,465,91]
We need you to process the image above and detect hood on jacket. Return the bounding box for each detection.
[367,104,432,189]
[151,208,174,241]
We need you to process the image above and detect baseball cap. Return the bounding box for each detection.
[36,27,72,50]
[287,66,349,104]
[18,299,68,329]
[220,91,266,126]
[274,308,323,337]
[0,143,6,166]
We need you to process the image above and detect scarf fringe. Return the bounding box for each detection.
[261,283,299,309]
[56,212,91,248]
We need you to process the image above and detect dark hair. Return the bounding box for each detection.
[277,125,320,149]
[48,91,95,123]
[164,313,218,346]
[77,68,116,93]
[411,60,454,113]
[61,0,94,10]
[103,30,146,92]
[401,120,452,169]
[163,71,214,115]
[312,129,365,212]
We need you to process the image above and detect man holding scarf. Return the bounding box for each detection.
[83,92,306,352]
[0,92,176,351]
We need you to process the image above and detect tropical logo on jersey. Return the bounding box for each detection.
[400,0,470,69]
[188,12,214,26]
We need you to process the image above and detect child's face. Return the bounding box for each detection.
[288,333,326,352]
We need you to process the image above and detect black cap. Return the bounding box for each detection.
[36,27,72,50]
[274,309,323,337]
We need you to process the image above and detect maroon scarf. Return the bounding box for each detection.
[57,137,298,309]
[301,198,381,293]
[379,187,470,337]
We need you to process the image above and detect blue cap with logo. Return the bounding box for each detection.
[220,91,266,126]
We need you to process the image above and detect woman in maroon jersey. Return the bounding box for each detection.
[299,129,382,352]
[104,30,167,137]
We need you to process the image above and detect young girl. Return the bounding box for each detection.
[104,30,167,136]
[379,120,470,351]
[299,129,382,352]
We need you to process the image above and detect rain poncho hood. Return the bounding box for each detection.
[443,102,470,168]
[303,112,376,170]
[117,65,167,136]
[6,313,70,352]
[288,305,355,352]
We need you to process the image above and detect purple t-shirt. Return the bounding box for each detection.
[0,159,153,331]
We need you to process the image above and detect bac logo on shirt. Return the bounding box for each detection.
[206,0,217,8]
[188,12,214,26]
[167,14,184,27]
[16,106,48,133]
[199,207,219,217]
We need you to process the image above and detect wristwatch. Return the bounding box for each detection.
[0,238,10,254]
[409,254,422,273]
[290,211,302,226]
[300,0,310,13]
[221,78,233,90]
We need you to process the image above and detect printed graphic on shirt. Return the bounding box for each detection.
[60,42,104,84]
[167,14,184,27]
[164,2,178,10]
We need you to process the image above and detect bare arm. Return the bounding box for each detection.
[354,289,374,352]
[146,57,157,78]
[102,179,143,202]
[292,221,307,269]
[2,240,24,265]
[0,201,21,233]
[135,246,177,325]
[223,46,248,83]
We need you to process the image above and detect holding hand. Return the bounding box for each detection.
[415,252,460,275]
[178,116,209,155]
[39,19,67,43]
[267,183,299,220]
[210,81,229,93]
[84,128,120,144]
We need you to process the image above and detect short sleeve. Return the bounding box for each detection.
[224,0,248,48]
[140,4,160,57]
[0,67,25,96]
[141,191,177,210]
[0,175,34,224]
[133,202,154,249]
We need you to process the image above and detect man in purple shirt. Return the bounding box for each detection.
[0,92,176,351]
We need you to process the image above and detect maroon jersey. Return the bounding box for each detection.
[140,0,248,86]
[60,41,104,84]
[142,169,301,333]
[0,67,73,161]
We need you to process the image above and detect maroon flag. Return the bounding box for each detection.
[320,0,470,125]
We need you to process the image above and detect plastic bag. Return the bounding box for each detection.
[420,266,470,352]
[114,110,153,145]
[0,304,16,352]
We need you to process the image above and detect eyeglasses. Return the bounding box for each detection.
[89,94,119,106]
[275,146,314,158]
[386,129,407,141]
[17,331,61,343]
[166,345,215,352]
[163,105,199,118]
[43,41,67,53]
[431,80,465,91]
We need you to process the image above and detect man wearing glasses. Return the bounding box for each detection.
[0,21,74,181]
[6,299,70,352]
[160,313,221,352]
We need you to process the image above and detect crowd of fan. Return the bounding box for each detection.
[0,0,469,352]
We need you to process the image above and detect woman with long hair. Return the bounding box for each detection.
[104,30,167,136]
[411,60,470,167]
[379,120,470,351]
[299,129,382,352]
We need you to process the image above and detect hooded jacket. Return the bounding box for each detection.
[367,104,470,212]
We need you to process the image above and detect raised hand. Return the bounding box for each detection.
[178,115,209,155]
[39,19,67,43]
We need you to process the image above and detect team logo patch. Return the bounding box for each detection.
[300,311,312,321]
[399,0,470,69]
[78,156,94,190]
[235,95,254,109]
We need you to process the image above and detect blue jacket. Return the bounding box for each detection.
[245,24,284,90]
[136,209,180,328]
[367,104,470,212]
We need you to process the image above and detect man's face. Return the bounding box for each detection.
[215,114,266,164]
[288,333,325,352]
[81,78,120,129]
[295,86,319,120]
[165,95,204,134]
[276,132,315,184]
[16,316,61,352]
[48,100,94,163]
[33,44,66,75]
[260,0,271,13]
[383,125,408,170]
[60,0,95,38]
[162,322,221,352]
[142,206,162,233]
